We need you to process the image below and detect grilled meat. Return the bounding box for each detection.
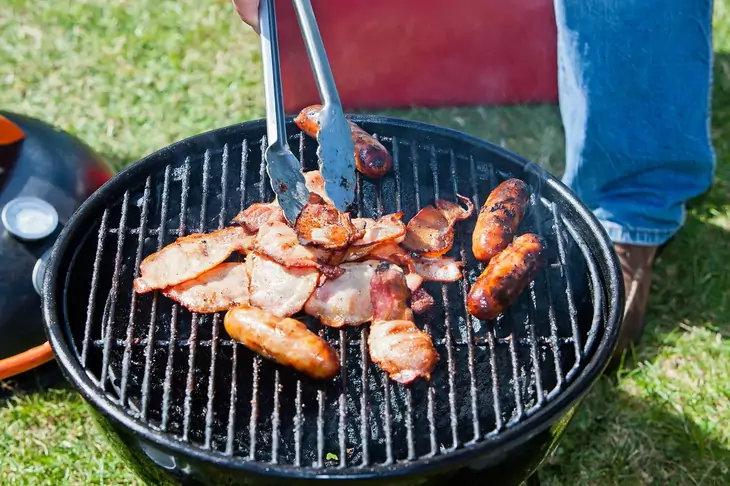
[367,263,438,384]
[467,233,546,320]
[295,104,393,179]
[304,261,379,327]
[247,254,319,318]
[224,305,340,380]
[402,194,474,257]
[133,226,255,293]
[163,262,250,313]
[472,178,530,262]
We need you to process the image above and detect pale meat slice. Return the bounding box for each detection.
[303,170,333,205]
[294,202,362,250]
[362,241,416,273]
[248,254,319,318]
[368,263,439,384]
[351,212,406,247]
[402,194,475,257]
[133,226,255,293]
[254,221,344,278]
[230,201,286,233]
[163,262,250,313]
[304,261,379,327]
[413,256,464,282]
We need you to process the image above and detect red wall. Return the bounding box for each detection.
[276,0,558,113]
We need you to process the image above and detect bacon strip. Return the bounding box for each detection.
[401,194,474,258]
[163,262,250,313]
[133,226,254,293]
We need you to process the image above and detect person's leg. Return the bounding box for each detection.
[553,0,715,362]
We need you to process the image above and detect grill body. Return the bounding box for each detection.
[43,116,623,485]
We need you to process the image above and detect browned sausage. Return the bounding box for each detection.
[472,178,530,262]
[224,305,340,380]
[467,233,545,321]
[294,104,393,179]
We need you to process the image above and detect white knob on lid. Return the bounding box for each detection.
[1,196,59,241]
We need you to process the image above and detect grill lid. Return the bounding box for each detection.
[43,116,623,478]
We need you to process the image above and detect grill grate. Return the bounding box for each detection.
[60,120,605,473]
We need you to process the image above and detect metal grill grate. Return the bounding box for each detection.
[60,119,605,473]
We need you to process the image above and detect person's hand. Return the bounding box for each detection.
[232,0,260,33]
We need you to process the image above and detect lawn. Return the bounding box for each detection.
[1,1,729,485]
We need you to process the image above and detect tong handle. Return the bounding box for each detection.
[259,0,288,148]
[291,0,342,109]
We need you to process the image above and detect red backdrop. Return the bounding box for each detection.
[275,0,558,113]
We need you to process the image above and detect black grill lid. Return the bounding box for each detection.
[43,116,623,479]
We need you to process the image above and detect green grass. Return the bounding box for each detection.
[1,1,729,484]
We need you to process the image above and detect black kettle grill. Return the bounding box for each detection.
[0,112,112,385]
[42,115,624,485]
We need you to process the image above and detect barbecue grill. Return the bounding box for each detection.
[42,115,624,485]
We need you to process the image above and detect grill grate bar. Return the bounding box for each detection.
[462,155,482,442]
[526,281,545,409]
[225,141,249,454]
[354,170,371,467]
[551,206,583,381]
[205,314,221,449]
[271,370,281,463]
[99,190,130,391]
[422,145,439,455]
[204,145,229,448]
[182,314,200,441]
[81,209,109,366]
[161,156,190,430]
[506,313,525,424]
[141,166,171,419]
[379,140,395,465]
[338,330,348,467]
[316,385,326,467]
[294,379,303,466]
[182,150,211,442]
[91,335,573,350]
[225,343,239,455]
[359,328,370,466]
[248,358,261,460]
[120,176,152,404]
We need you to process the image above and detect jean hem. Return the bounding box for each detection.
[599,220,678,247]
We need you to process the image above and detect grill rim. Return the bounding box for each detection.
[42,115,625,480]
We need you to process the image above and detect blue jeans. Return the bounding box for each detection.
[555,0,716,246]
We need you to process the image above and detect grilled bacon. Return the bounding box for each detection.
[367,263,438,384]
[402,194,474,258]
[163,262,250,313]
[304,260,379,327]
[133,226,255,293]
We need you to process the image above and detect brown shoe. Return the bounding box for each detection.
[609,243,658,368]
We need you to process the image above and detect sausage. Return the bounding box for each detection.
[472,178,530,262]
[294,104,393,179]
[466,233,545,321]
[224,305,340,380]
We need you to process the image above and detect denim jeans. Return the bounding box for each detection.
[554,0,716,246]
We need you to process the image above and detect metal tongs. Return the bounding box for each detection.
[259,0,356,224]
